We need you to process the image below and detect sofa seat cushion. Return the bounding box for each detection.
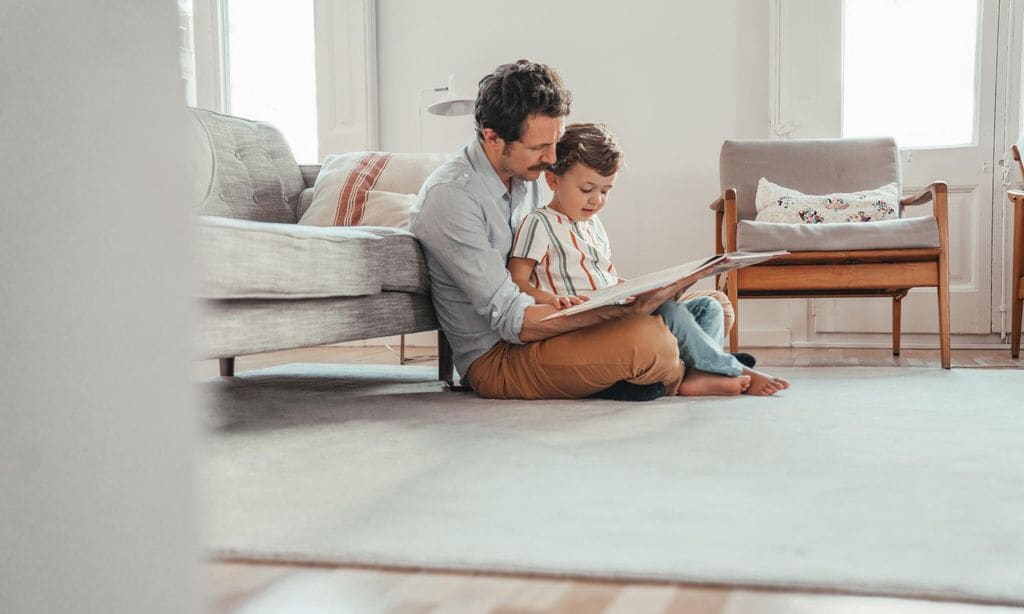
[736,216,940,252]
[358,226,432,294]
[196,215,384,299]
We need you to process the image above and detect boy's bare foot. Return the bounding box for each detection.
[677,369,752,396]
[742,368,790,396]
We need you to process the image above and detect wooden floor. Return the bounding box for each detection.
[203,344,1023,614]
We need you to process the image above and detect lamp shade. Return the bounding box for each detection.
[427,97,474,117]
[417,74,474,151]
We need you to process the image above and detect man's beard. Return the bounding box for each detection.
[501,143,550,177]
[508,164,548,181]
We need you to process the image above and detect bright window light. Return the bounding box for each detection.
[843,0,978,148]
[225,0,317,162]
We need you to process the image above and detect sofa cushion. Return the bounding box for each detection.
[304,190,417,228]
[196,215,384,299]
[189,108,305,224]
[299,151,446,226]
[754,178,899,224]
[358,226,432,294]
[736,216,940,252]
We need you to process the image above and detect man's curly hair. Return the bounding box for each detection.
[548,123,623,177]
[474,60,572,143]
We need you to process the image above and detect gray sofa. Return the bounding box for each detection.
[189,108,452,382]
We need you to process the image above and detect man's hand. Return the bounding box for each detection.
[517,276,697,343]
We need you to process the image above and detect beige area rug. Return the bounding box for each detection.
[202,364,1024,605]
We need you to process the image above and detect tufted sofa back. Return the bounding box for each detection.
[188,108,305,223]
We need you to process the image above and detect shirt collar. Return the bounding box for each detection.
[466,139,519,203]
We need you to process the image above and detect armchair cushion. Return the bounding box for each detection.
[720,137,902,221]
[736,216,940,252]
[754,178,899,224]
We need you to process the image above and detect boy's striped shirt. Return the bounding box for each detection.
[510,207,618,296]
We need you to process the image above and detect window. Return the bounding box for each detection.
[843,0,979,148]
[190,0,376,160]
[222,0,317,162]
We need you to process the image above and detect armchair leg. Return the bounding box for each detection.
[937,271,952,370]
[1012,197,1023,358]
[726,271,739,352]
[892,291,907,357]
[437,330,455,388]
[1012,293,1022,359]
[219,357,235,377]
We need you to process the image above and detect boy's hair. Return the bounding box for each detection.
[549,123,622,177]
[474,60,572,143]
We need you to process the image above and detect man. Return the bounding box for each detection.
[409,60,784,400]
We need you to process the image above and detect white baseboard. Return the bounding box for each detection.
[796,331,1009,349]
[737,328,793,347]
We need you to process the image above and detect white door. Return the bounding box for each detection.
[771,0,1008,344]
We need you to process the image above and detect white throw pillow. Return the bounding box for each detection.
[299,151,446,227]
[754,177,899,224]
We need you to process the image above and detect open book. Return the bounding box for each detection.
[539,250,789,321]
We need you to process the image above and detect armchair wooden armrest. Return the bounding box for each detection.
[901,181,948,207]
[709,196,724,211]
[723,188,739,253]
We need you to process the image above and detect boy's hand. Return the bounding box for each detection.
[538,292,590,309]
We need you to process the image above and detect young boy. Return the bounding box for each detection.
[508,123,788,396]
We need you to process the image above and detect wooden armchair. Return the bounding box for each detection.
[711,138,951,369]
[1007,145,1024,358]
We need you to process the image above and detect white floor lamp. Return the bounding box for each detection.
[416,74,474,154]
[397,74,474,365]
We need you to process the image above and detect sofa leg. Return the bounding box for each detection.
[437,330,455,388]
[219,357,235,377]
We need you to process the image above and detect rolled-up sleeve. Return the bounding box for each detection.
[413,184,534,343]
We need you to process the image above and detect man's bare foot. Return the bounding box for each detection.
[742,368,790,396]
[677,369,752,396]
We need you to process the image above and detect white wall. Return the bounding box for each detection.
[1,4,198,613]
[377,0,770,277]
[376,0,790,341]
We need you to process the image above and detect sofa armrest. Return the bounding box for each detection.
[299,164,321,188]
[297,187,315,220]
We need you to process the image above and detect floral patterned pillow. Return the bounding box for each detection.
[754,177,899,224]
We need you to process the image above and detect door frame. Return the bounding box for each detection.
[767,0,1017,348]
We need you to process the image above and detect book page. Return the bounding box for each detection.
[539,250,787,321]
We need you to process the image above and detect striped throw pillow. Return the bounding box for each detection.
[299,152,447,227]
